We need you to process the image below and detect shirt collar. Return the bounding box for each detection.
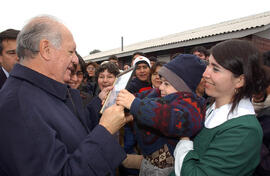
[10,64,68,101]
[205,98,255,129]
[1,67,9,78]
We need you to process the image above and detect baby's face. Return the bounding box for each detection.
[159,77,177,97]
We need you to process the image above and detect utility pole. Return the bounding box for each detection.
[121,36,123,51]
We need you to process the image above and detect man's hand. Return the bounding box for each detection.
[116,89,135,109]
[99,104,133,134]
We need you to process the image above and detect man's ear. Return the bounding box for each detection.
[235,74,245,89]
[39,39,51,61]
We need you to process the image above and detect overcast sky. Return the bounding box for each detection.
[1,0,269,57]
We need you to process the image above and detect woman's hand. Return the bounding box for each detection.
[116,89,135,109]
[98,86,113,103]
[122,154,143,169]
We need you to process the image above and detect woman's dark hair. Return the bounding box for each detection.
[95,62,120,81]
[150,61,166,85]
[211,39,267,113]
[150,61,166,75]
[75,51,87,77]
[263,50,270,67]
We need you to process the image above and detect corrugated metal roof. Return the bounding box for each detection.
[84,11,270,61]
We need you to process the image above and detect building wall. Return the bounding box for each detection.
[157,54,170,63]
[114,33,270,69]
[252,35,270,53]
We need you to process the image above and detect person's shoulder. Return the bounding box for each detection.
[128,77,139,85]
[4,76,48,105]
[257,106,270,119]
[257,107,270,130]
[170,92,205,104]
[236,114,260,125]
[219,115,262,136]
[136,88,160,99]
[204,114,262,148]
[126,78,138,93]
[0,77,27,114]
[69,88,80,96]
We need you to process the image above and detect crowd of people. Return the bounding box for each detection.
[0,15,269,176]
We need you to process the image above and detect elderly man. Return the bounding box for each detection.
[0,16,131,176]
[0,29,20,88]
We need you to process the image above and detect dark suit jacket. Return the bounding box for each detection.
[0,67,7,89]
[0,64,126,176]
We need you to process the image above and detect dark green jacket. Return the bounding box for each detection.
[172,115,262,176]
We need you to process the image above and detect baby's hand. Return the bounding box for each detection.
[116,89,135,109]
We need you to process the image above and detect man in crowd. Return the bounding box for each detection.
[108,55,119,67]
[149,56,157,67]
[190,46,209,61]
[131,51,146,65]
[0,29,20,88]
[108,55,123,71]
[0,15,131,176]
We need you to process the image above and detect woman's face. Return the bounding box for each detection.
[68,64,83,89]
[203,55,244,107]
[123,65,130,70]
[87,64,96,77]
[151,66,162,88]
[74,65,83,88]
[98,69,116,90]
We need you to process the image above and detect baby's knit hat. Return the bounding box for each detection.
[158,54,206,93]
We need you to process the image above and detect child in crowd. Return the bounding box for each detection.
[117,54,206,176]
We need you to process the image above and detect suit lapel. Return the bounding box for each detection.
[0,67,7,89]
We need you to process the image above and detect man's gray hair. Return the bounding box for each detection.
[17,15,62,59]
